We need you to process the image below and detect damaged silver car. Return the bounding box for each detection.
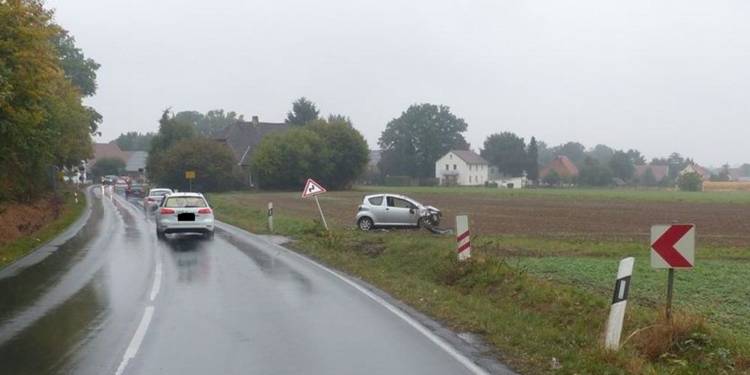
[355,194,441,231]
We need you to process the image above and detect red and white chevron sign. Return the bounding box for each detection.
[650,224,695,269]
[456,215,471,261]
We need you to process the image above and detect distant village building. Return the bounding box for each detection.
[634,164,669,184]
[539,155,579,180]
[680,163,711,181]
[124,151,148,180]
[435,150,489,186]
[215,116,290,186]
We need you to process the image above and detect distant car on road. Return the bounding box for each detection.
[155,192,214,240]
[127,184,146,199]
[355,194,441,231]
[144,188,173,211]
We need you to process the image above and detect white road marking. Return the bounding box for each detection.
[114,306,154,375]
[277,239,489,375]
[149,261,162,301]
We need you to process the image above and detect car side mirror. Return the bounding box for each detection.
[409,208,415,214]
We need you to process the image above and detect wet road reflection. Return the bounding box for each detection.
[0,188,489,375]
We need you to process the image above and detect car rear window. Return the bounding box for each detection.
[368,196,383,205]
[150,190,170,197]
[164,197,207,208]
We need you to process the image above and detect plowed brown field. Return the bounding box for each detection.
[217,189,750,247]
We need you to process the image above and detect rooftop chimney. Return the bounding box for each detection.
[252,115,259,125]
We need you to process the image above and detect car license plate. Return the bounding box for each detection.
[178,213,195,221]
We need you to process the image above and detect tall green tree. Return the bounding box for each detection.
[526,137,540,183]
[578,157,614,186]
[174,109,243,136]
[115,131,156,151]
[285,97,320,126]
[251,117,369,190]
[608,150,635,181]
[152,138,242,192]
[146,110,197,181]
[378,103,469,178]
[587,144,614,165]
[480,132,526,177]
[551,142,587,166]
[0,0,99,201]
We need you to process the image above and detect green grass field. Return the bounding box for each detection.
[359,185,750,204]
[210,187,750,374]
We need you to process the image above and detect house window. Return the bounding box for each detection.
[453,164,457,170]
[445,164,449,171]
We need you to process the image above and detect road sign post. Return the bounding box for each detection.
[650,224,695,321]
[185,171,196,192]
[456,215,471,261]
[605,257,634,350]
[301,178,328,230]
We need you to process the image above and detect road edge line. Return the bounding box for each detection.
[216,221,491,375]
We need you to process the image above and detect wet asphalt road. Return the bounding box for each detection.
[0,187,502,375]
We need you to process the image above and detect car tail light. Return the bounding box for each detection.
[160,208,175,215]
[198,208,212,214]
[147,197,155,202]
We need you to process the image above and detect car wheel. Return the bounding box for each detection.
[358,217,374,231]
[156,228,166,241]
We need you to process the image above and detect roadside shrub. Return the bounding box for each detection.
[150,137,243,192]
[484,181,499,188]
[418,177,439,186]
[678,172,703,192]
[542,170,561,186]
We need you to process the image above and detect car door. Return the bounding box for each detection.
[385,196,418,225]
[366,195,387,224]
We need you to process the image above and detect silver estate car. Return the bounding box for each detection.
[144,188,173,212]
[355,194,441,231]
[155,193,214,240]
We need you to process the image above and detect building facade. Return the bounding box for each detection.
[435,150,489,186]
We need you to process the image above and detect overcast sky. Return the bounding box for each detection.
[48,0,750,166]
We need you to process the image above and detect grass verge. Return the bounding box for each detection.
[0,189,86,269]
[211,193,750,374]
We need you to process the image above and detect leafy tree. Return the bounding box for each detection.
[115,132,156,151]
[551,142,586,166]
[378,103,469,178]
[536,140,555,166]
[285,97,320,125]
[739,163,750,177]
[542,170,561,186]
[678,172,703,192]
[710,164,731,182]
[174,109,243,136]
[152,138,242,192]
[91,157,125,179]
[327,114,352,126]
[251,128,326,189]
[307,118,369,189]
[608,150,635,181]
[251,117,369,190]
[526,137,539,183]
[146,110,197,181]
[52,29,99,97]
[626,149,646,165]
[587,144,614,165]
[0,1,99,201]
[480,132,526,177]
[578,158,613,186]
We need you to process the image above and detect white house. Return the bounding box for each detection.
[435,150,489,186]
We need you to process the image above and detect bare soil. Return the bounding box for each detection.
[224,190,750,246]
[0,196,62,247]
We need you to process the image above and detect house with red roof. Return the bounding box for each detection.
[540,155,579,180]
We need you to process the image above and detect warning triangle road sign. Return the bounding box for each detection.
[302,178,327,198]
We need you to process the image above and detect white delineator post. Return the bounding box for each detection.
[456,215,471,261]
[267,202,274,233]
[605,257,635,350]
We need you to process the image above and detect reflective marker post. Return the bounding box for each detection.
[605,257,634,351]
[267,202,274,233]
[456,215,471,261]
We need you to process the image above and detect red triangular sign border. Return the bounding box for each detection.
[302,178,327,198]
